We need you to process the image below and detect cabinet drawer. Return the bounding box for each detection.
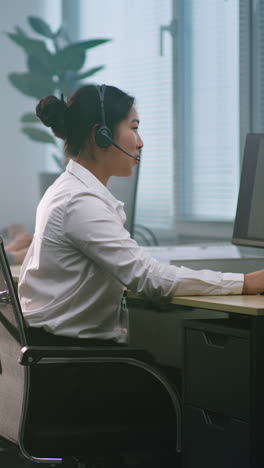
[183,405,250,468]
[184,324,250,420]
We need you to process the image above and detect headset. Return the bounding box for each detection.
[95,84,140,161]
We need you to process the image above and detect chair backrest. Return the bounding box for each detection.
[0,236,27,444]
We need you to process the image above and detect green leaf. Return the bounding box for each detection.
[54,47,86,72]
[53,39,111,73]
[77,65,105,80]
[14,26,27,37]
[22,127,57,145]
[28,16,54,39]
[27,52,55,76]
[5,32,50,56]
[54,25,64,39]
[67,39,111,52]
[5,30,55,75]
[8,72,56,99]
[20,112,38,123]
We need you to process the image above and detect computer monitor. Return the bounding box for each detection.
[232,133,264,247]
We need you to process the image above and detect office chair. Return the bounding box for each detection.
[0,236,181,467]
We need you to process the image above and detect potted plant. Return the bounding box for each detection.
[5,16,111,194]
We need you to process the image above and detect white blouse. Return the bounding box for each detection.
[18,160,244,343]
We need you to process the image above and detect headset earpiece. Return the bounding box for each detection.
[95,125,112,148]
[95,85,113,148]
[94,84,140,161]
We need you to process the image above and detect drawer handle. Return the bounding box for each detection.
[202,409,230,429]
[203,331,229,348]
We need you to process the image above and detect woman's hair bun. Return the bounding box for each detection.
[36,95,67,138]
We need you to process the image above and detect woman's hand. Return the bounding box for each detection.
[242,270,264,295]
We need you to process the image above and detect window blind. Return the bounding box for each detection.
[252,0,264,132]
[176,0,240,221]
[79,0,174,230]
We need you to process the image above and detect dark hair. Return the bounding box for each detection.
[36,84,135,157]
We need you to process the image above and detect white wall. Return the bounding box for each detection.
[0,0,61,233]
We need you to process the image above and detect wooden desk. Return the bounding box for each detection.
[170,293,264,315]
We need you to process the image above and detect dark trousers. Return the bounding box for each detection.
[26,326,126,347]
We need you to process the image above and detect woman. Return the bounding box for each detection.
[18,83,264,346]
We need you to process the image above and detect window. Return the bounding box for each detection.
[79,0,174,234]
[77,0,262,244]
[175,0,240,222]
[252,0,264,132]
[175,0,264,242]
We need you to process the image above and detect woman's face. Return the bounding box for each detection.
[108,105,144,177]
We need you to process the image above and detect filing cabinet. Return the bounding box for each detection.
[183,405,250,468]
[182,317,264,468]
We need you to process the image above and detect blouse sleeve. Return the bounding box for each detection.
[64,191,244,297]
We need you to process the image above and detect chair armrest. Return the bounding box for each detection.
[19,345,155,366]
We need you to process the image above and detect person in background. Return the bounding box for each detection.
[5,232,32,265]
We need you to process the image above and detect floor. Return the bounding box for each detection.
[0,437,34,468]
[0,437,181,467]
[0,438,73,468]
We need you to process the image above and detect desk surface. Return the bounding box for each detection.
[169,294,264,316]
[11,266,264,317]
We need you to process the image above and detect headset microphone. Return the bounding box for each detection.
[95,84,140,162]
[98,128,140,161]
[110,141,140,161]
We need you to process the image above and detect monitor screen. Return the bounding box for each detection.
[232,133,264,247]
